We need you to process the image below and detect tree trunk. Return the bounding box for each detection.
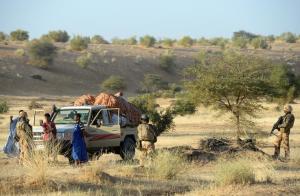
[235,114,241,142]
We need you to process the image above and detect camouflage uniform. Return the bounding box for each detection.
[274,112,295,159]
[16,120,33,164]
[137,123,157,166]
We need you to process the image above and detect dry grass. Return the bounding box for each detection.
[214,155,276,186]
[147,150,188,180]
[23,141,61,184]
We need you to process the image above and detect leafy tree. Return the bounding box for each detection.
[70,35,90,51]
[281,32,297,43]
[101,75,126,91]
[129,94,157,115]
[269,64,300,103]
[91,35,109,44]
[10,29,29,41]
[184,51,274,141]
[233,30,257,41]
[129,94,175,134]
[159,51,176,72]
[171,99,196,116]
[139,35,156,47]
[47,30,69,42]
[28,39,57,68]
[178,36,194,47]
[141,74,169,93]
[0,32,7,41]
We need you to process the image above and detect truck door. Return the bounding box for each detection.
[86,108,121,150]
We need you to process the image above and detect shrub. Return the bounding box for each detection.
[70,35,90,51]
[139,35,156,47]
[28,39,57,68]
[215,159,255,185]
[178,36,194,47]
[233,37,248,49]
[28,100,43,110]
[251,37,269,49]
[159,51,176,72]
[0,32,7,41]
[14,48,25,57]
[147,150,186,179]
[91,35,109,44]
[111,37,137,45]
[76,52,93,68]
[101,75,126,91]
[47,30,69,42]
[266,35,275,43]
[161,38,175,47]
[171,99,196,116]
[197,37,210,45]
[125,36,138,45]
[10,29,29,41]
[281,32,297,43]
[141,74,169,93]
[0,101,9,113]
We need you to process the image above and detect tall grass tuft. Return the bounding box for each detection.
[215,159,255,185]
[215,157,275,186]
[23,141,61,184]
[147,150,187,180]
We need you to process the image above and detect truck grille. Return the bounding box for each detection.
[33,132,43,141]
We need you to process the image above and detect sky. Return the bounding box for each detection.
[0,0,300,40]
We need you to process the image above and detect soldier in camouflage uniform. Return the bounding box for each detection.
[16,112,33,165]
[273,105,295,160]
[137,114,157,167]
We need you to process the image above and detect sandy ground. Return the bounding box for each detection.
[0,96,300,195]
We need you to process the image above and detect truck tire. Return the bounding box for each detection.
[120,137,136,161]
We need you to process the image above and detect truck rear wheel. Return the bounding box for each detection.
[120,137,136,161]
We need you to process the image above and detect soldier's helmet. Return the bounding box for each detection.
[140,114,149,122]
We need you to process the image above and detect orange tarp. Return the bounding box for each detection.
[74,94,95,106]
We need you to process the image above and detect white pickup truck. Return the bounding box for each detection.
[32,105,137,163]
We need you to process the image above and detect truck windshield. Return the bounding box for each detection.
[54,109,90,124]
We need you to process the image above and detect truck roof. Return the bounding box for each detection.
[60,105,106,110]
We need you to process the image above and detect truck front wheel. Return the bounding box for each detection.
[120,137,136,161]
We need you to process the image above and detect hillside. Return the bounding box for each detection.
[0,42,300,96]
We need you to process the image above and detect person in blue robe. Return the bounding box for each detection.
[72,113,88,166]
[2,110,24,157]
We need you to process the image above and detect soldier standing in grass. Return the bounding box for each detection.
[16,112,33,165]
[273,105,295,160]
[137,114,157,167]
